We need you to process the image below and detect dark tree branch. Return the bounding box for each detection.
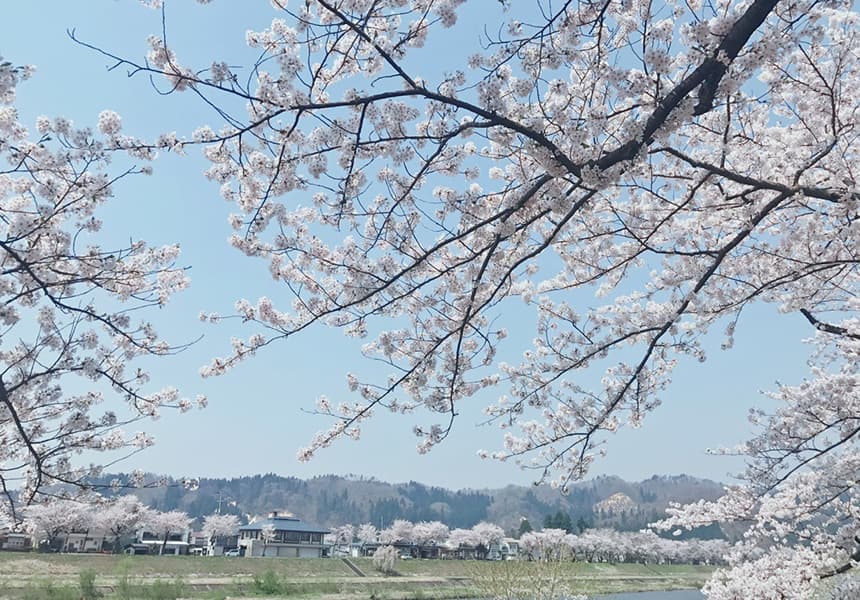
[800,308,860,340]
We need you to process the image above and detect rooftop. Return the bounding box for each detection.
[239,513,328,534]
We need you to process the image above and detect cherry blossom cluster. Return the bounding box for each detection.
[19,494,192,553]
[654,335,860,597]
[202,513,241,547]
[520,527,728,565]
[372,543,400,574]
[102,0,860,594]
[143,0,857,486]
[330,517,725,567]
[0,58,200,525]
[347,518,500,549]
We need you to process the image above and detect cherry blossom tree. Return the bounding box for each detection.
[328,523,355,555]
[447,527,478,551]
[95,495,152,553]
[379,518,415,545]
[202,513,240,556]
[518,526,727,565]
[443,524,499,558]
[356,522,378,545]
[22,498,91,551]
[260,522,276,556]
[328,523,355,544]
[412,520,449,546]
[472,522,505,546]
[83,0,860,594]
[829,573,860,600]
[145,509,191,555]
[577,529,625,563]
[372,544,400,575]
[0,57,201,527]
[521,528,574,562]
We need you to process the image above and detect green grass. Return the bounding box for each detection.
[0,551,714,599]
[0,553,356,578]
[353,555,712,579]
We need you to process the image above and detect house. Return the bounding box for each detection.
[2,525,108,553]
[352,540,442,559]
[238,511,328,558]
[62,530,106,553]
[190,531,208,551]
[0,529,32,552]
[352,540,416,558]
[439,541,478,560]
[135,527,192,555]
[189,530,239,556]
[500,537,521,560]
[124,543,151,555]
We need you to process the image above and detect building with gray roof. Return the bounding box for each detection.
[238,511,329,558]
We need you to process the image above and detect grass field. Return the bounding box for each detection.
[0,552,713,599]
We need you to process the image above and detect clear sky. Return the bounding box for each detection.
[0,1,814,491]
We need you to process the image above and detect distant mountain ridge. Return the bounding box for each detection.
[91,472,725,536]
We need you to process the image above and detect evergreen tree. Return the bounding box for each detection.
[517,518,533,538]
[555,510,573,533]
[576,516,591,534]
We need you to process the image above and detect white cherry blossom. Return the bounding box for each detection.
[85,0,860,593]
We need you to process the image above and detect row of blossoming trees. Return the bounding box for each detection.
[19,498,725,566]
[330,519,506,558]
[328,518,728,565]
[18,497,723,565]
[19,495,239,556]
[521,528,728,565]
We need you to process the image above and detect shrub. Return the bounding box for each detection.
[78,569,102,600]
[251,569,283,595]
[140,578,186,600]
[23,580,77,600]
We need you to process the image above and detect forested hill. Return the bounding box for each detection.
[92,473,724,535]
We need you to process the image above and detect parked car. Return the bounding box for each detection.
[224,549,241,557]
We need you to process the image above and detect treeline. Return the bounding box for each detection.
[86,472,724,535]
[89,473,493,529]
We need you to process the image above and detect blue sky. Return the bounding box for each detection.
[1,1,813,490]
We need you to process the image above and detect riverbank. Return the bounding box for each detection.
[0,553,712,599]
